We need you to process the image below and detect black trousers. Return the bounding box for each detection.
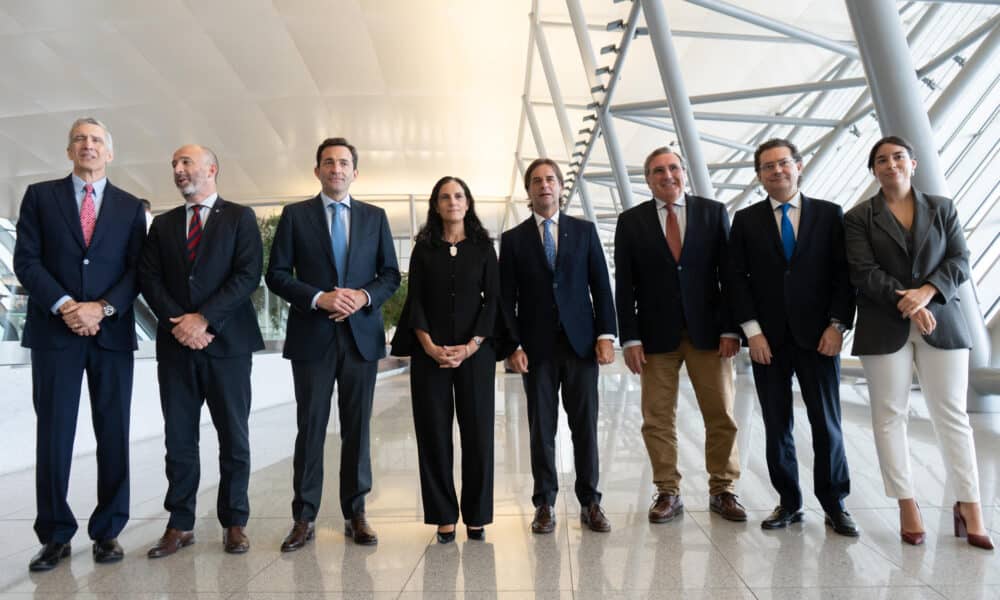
[32,341,132,544]
[522,333,601,508]
[751,338,850,515]
[410,344,496,527]
[290,322,377,521]
[159,351,252,530]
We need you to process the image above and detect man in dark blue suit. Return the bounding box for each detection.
[615,148,745,525]
[727,138,858,536]
[14,117,146,571]
[266,138,400,548]
[139,145,264,557]
[499,158,616,534]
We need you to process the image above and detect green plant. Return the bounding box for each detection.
[257,213,282,274]
[382,273,408,331]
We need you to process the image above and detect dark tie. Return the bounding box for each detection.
[780,203,795,261]
[187,205,203,262]
[330,203,348,282]
[664,202,682,262]
[80,183,96,247]
[543,218,556,270]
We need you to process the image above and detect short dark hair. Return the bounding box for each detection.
[867,135,915,171]
[523,158,563,191]
[415,176,491,246]
[643,147,685,177]
[315,137,359,169]
[754,138,802,173]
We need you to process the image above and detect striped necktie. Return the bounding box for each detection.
[187,205,203,262]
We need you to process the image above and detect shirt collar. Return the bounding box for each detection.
[321,192,352,210]
[186,193,218,211]
[768,192,801,211]
[533,210,559,227]
[654,194,686,210]
[72,174,107,197]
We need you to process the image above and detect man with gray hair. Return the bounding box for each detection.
[139,144,264,557]
[614,147,745,525]
[15,117,146,571]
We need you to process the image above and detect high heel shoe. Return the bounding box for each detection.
[466,526,485,541]
[436,526,456,544]
[900,501,925,546]
[953,502,994,550]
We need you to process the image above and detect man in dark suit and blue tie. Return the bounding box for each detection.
[14,117,146,571]
[614,148,746,525]
[727,138,858,536]
[266,137,400,548]
[499,158,616,534]
[139,144,264,557]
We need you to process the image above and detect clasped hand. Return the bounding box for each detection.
[317,287,366,321]
[170,313,214,350]
[427,342,475,369]
[60,300,103,336]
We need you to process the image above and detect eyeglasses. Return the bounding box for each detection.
[759,158,797,172]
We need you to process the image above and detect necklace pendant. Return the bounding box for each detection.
[449,245,458,257]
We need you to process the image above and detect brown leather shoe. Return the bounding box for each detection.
[580,503,611,532]
[147,528,194,559]
[223,526,249,554]
[531,505,556,534]
[648,494,684,523]
[280,520,315,552]
[709,492,748,522]
[345,513,378,546]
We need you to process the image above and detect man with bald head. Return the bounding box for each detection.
[139,144,264,557]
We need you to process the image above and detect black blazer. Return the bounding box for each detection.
[390,238,499,355]
[499,213,616,360]
[139,197,264,361]
[614,195,735,353]
[14,175,146,352]
[265,195,401,362]
[727,195,855,349]
[845,189,971,354]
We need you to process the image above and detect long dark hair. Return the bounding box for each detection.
[415,176,491,246]
[867,135,915,171]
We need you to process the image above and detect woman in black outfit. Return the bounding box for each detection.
[391,176,499,543]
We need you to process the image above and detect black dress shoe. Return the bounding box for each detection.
[280,520,315,552]
[761,505,804,530]
[93,539,124,564]
[466,526,485,541]
[29,542,71,572]
[531,505,556,534]
[436,527,456,544]
[345,513,378,546]
[825,510,860,537]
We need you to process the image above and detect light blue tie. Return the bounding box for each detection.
[780,203,795,261]
[330,203,347,283]
[543,218,556,270]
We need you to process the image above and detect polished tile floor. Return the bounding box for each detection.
[1,357,999,599]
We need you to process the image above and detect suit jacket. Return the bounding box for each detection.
[727,194,855,350]
[138,197,264,361]
[499,212,616,360]
[13,175,146,352]
[844,189,971,354]
[265,195,401,362]
[614,195,734,353]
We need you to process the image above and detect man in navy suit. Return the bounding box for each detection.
[614,148,745,524]
[499,158,616,534]
[727,138,858,536]
[14,117,146,571]
[139,144,264,557]
[266,138,400,548]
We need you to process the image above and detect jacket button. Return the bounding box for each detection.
[83,259,90,265]
[677,265,682,271]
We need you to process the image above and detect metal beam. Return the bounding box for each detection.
[523,95,548,159]
[916,13,1000,78]
[617,113,757,153]
[690,77,869,105]
[628,108,841,127]
[686,0,860,59]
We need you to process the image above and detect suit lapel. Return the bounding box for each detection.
[523,215,551,272]
[680,195,700,262]
[554,212,571,273]
[346,197,362,279]
[193,197,227,265]
[88,182,117,250]
[910,190,935,258]
[793,195,818,261]
[55,175,86,249]
[308,195,337,268]
[640,200,673,264]
[171,205,190,265]
[757,199,786,261]
[870,192,908,253]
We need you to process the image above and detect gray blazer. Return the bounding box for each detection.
[844,189,971,354]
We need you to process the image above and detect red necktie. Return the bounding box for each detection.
[665,202,682,262]
[187,206,203,262]
[80,184,96,247]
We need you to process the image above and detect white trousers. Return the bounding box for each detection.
[860,322,979,501]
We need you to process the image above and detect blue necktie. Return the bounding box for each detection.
[543,218,556,270]
[780,203,795,261]
[330,203,347,283]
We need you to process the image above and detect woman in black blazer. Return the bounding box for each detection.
[845,136,991,550]
[391,176,499,543]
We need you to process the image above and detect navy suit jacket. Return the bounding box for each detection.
[265,195,401,362]
[727,195,855,349]
[14,175,146,352]
[845,190,971,354]
[614,195,735,353]
[499,212,616,360]
[139,197,265,361]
